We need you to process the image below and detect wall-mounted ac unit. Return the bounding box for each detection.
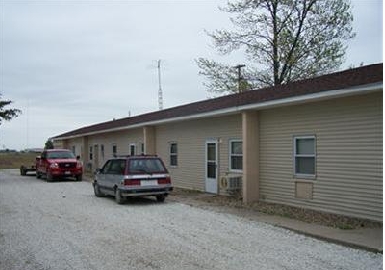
[220,175,242,192]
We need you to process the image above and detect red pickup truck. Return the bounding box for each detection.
[36,149,83,181]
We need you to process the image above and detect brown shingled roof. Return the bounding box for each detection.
[54,63,383,139]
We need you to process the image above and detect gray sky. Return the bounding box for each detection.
[1,0,383,151]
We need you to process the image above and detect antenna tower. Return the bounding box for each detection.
[157,60,163,110]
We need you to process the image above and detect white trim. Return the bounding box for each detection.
[205,139,218,194]
[54,85,382,140]
[229,139,243,172]
[112,143,117,157]
[129,143,136,156]
[293,135,316,179]
[169,142,178,167]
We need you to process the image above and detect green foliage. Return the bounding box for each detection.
[0,93,22,125]
[45,140,54,150]
[197,0,355,95]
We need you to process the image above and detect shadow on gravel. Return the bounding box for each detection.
[95,196,170,206]
[21,174,83,183]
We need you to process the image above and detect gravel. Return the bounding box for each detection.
[0,169,382,270]
[169,188,382,230]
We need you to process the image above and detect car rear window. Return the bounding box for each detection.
[128,158,167,174]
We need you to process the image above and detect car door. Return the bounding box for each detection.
[97,160,113,189]
[109,159,126,187]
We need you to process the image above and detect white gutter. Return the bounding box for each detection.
[55,83,382,141]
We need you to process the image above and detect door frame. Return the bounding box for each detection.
[205,139,218,194]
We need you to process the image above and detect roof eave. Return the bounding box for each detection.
[53,83,382,141]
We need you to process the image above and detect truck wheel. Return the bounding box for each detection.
[46,173,53,182]
[76,174,82,181]
[156,195,165,203]
[115,189,125,204]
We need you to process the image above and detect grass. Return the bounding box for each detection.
[0,152,40,170]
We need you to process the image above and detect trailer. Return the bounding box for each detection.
[20,156,40,176]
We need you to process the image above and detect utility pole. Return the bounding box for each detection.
[157,60,163,110]
[234,64,246,93]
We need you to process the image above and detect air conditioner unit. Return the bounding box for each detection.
[220,175,242,192]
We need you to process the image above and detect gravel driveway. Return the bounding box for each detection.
[0,169,382,270]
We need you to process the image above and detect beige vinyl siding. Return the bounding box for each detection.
[68,137,83,157]
[64,128,143,168]
[259,92,382,221]
[156,115,242,191]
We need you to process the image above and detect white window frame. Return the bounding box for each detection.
[229,139,243,172]
[293,135,316,179]
[100,144,105,160]
[140,143,145,155]
[169,142,178,167]
[129,143,136,156]
[112,144,117,157]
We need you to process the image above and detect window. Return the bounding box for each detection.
[112,144,117,157]
[169,143,178,166]
[129,144,136,156]
[89,146,93,160]
[47,151,75,159]
[140,143,145,155]
[129,158,166,174]
[102,159,125,175]
[100,144,104,160]
[229,140,242,171]
[294,136,316,177]
[72,146,76,155]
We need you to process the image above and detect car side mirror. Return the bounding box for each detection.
[76,155,80,160]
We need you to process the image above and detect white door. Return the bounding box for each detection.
[205,140,218,194]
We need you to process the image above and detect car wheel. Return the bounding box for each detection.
[93,183,103,197]
[76,174,82,181]
[115,189,125,204]
[156,195,165,203]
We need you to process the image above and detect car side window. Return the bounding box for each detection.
[106,159,125,175]
[101,160,113,174]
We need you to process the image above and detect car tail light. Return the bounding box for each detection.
[123,179,140,186]
[158,177,171,185]
[50,163,59,169]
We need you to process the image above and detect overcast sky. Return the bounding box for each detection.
[0,0,383,151]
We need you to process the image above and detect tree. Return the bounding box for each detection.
[0,93,22,125]
[45,140,54,150]
[197,0,355,95]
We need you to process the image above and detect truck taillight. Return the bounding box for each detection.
[123,179,140,186]
[158,177,171,185]
[50,163,59,169]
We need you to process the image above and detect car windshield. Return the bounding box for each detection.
[128,158,166,174]
[47,151,75,159]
